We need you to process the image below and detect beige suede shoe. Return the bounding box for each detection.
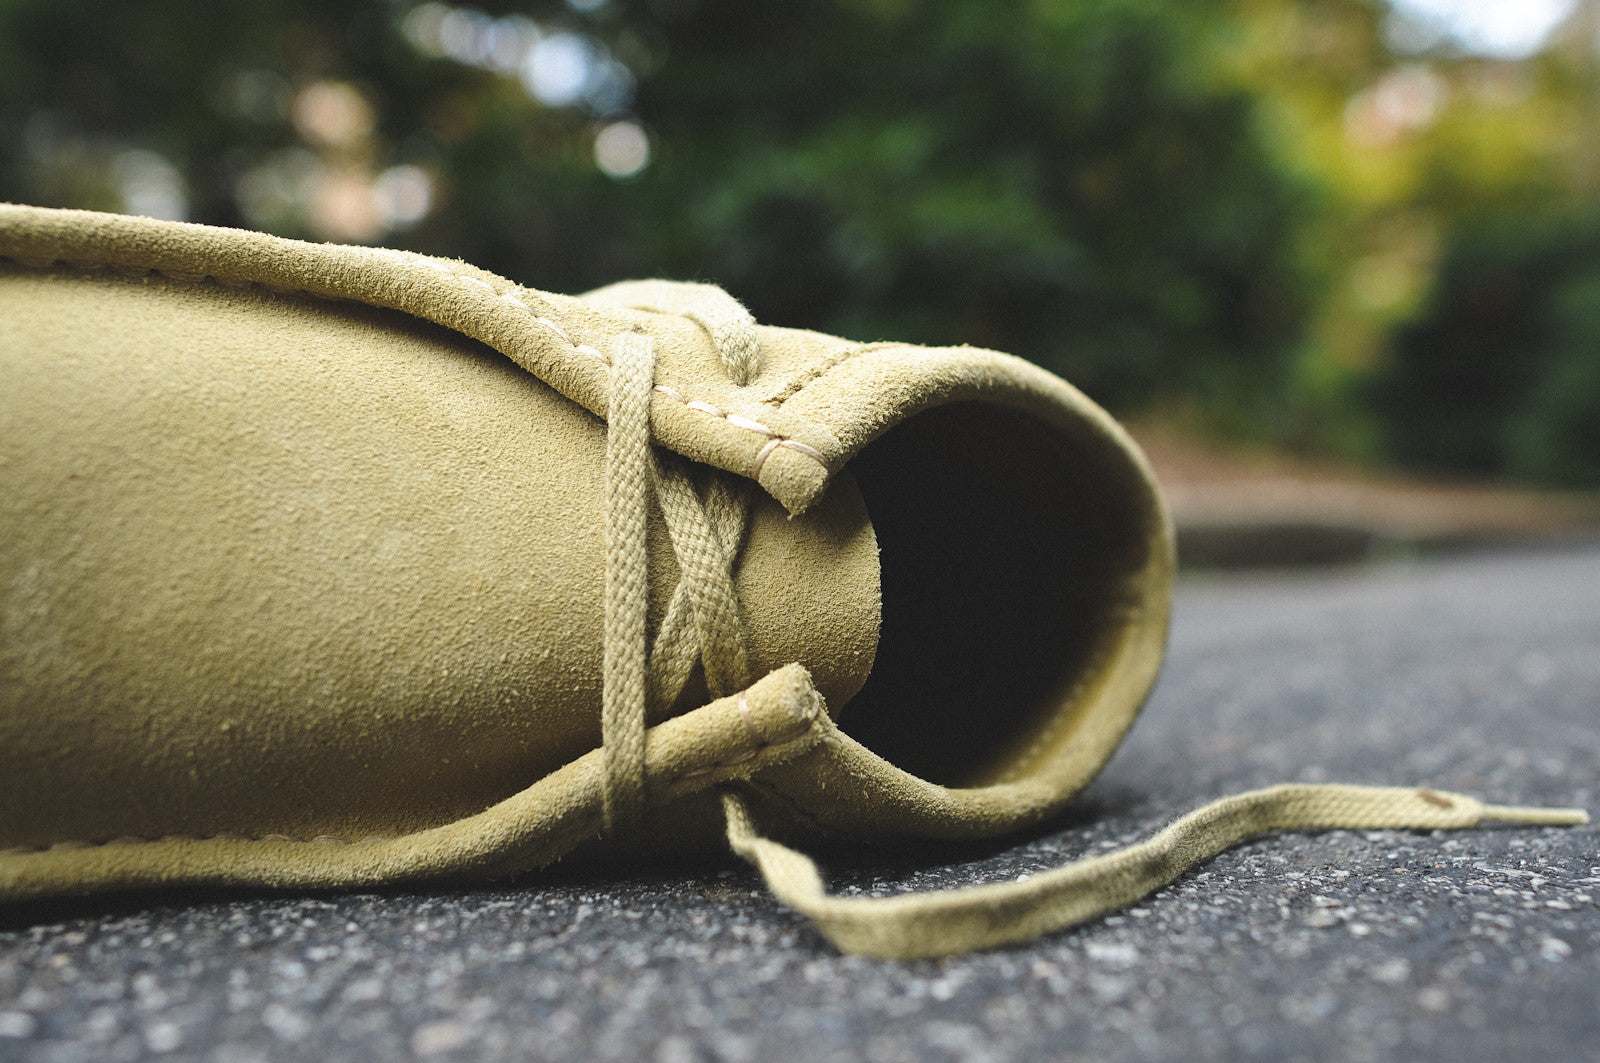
[0,205,1583,958]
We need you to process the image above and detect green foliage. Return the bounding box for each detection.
[1376,209,1600,486]
[0,0,1313,416]
[5,0,1593,483]
[622,0,1316,411]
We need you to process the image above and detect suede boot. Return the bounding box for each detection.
[0,205,1582,958]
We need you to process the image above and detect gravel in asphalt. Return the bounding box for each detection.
[2,545,1597,1063]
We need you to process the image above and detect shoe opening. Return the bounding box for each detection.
[840,400,1164,788]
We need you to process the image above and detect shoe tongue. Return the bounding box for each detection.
[727,467,881,720]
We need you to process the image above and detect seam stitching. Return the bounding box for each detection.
[349,254,832,479]
[763,341,883,407]
[0,689,824,856]
[0,254,831,480]
[680,688,822,780]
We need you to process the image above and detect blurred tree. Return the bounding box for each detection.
[621,0,1313,416]
[1376,208,1600,486]
[1223,0,1600,482]
[0,0,1314,417]
[9,0,1591,482]
[1373,6,1600,486]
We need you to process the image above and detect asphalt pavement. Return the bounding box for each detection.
[2,544,1597,1063]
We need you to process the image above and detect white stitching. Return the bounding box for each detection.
[533,315,571,341]
[440,256,835,475]
[724,413,777,438]
[751,438,826,478]
[681,685,823,779]
[751,439,783,478]
[403,262,825,470]
[777,439,825,463]
[2,253,830,478]
[735,693,764,749]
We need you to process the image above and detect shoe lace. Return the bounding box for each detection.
[593,284,1588,959]
[595,284,759,831]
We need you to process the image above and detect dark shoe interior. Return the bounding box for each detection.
[841,401,1157,787]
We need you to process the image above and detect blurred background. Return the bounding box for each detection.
[3,0,1599,535]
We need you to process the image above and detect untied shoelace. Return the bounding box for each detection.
[591,282,1589,960]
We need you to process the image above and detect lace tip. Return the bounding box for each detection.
[1479,804,1589,827]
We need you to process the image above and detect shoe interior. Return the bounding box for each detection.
[841,401,1160,788]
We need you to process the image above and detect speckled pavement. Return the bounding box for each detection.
[3,544,1597,1063]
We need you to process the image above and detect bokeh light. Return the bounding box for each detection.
[111,149,187,221]
[401,2,641,151]
[522,33,595,108]
[593,121,650,179]
[290,81,375,151]
[1386,0,1577,59]
[1343,65,1447,149]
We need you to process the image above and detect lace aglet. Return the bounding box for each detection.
[1479,803,1590,827]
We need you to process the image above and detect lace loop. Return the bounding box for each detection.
[584,279,761,385]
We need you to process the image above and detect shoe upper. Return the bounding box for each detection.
[0,204,1173,900]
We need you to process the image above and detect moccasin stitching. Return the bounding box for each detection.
[0,254,831,480]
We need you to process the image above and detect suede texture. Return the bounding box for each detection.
[0,205,1173,901]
